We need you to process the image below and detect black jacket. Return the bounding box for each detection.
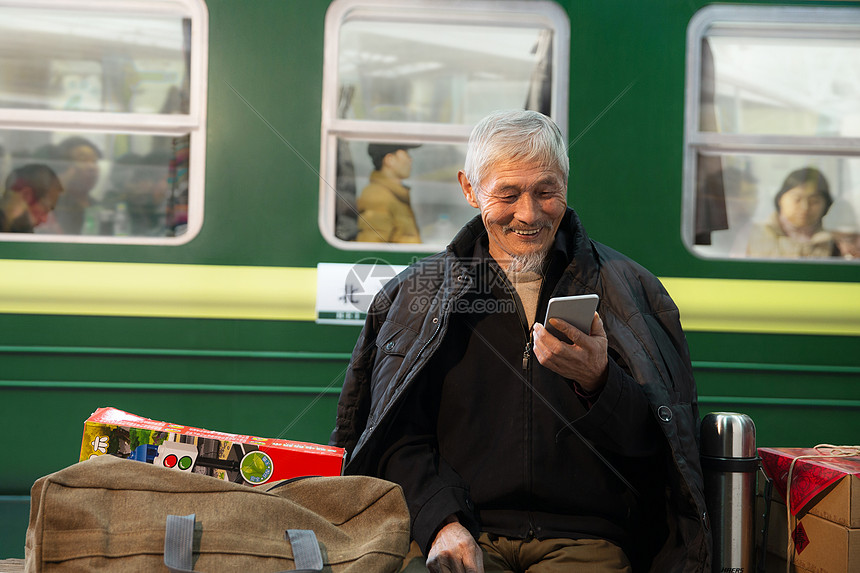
[330,209,711,572]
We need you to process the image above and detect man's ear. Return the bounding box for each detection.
[458,171,480,209]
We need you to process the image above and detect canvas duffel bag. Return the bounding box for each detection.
[24,455,410,572]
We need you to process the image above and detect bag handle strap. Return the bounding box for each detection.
[164,514,195,572]
[164,514,323,572]
[285,530,324,571]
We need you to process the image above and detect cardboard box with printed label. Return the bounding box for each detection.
[80,407,345,486]
[756,493,859,573]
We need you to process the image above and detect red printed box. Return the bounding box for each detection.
[759,447,860,528]
[80,407,345,486]
[757,447,860,573]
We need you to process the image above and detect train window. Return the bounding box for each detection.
[0,0,207,243]
[320,0,569,251]
[684,6,860,261]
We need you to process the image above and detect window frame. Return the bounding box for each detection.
[319,0,570,252]
[0,0,208,245]
[682,4,860,261]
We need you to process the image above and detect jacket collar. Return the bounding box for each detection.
[446,207,600,289]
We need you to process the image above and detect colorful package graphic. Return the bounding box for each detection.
[80,407,345,485]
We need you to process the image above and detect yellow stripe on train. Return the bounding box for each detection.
[1,259,859,336]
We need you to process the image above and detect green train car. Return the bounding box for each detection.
[1,0,858,558]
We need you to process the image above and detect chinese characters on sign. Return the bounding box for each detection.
[315,262,405,325]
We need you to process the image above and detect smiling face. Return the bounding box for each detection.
[459,160,567,269]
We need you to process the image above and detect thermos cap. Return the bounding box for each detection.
[700,412,757,459]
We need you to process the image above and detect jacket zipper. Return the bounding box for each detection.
[494,263,540,540]
[524,328,535,540]
[416,318,442,359]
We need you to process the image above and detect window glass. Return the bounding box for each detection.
[339,22,552,123]
[0,0,205,244]
[334,139,471,247]
[0,8,190,114]
[321,0,568,251]
[704,33,860,137]
[685,6,860,262]
[0,130,189,237]
[692,153,860,260]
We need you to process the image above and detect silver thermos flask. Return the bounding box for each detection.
[700,412,758,573]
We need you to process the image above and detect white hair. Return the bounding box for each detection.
[463,110,569,195]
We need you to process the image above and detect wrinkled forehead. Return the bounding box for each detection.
[481,158,566,188]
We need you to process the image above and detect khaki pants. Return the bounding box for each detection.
[401,533,632,573]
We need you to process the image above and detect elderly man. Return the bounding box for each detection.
[330,110,709,572]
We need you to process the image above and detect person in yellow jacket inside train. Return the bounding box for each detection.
[356,143,422,243]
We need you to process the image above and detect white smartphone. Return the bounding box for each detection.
[543,294,599,339]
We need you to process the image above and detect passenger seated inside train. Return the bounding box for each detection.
[37,137,103,235]
[0,163,63,233]
[746,167,838,259]
[826,197,860,260]
[832,227,860,259]
[355,143,422,243]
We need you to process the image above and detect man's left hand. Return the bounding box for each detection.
[532,312,608,393]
